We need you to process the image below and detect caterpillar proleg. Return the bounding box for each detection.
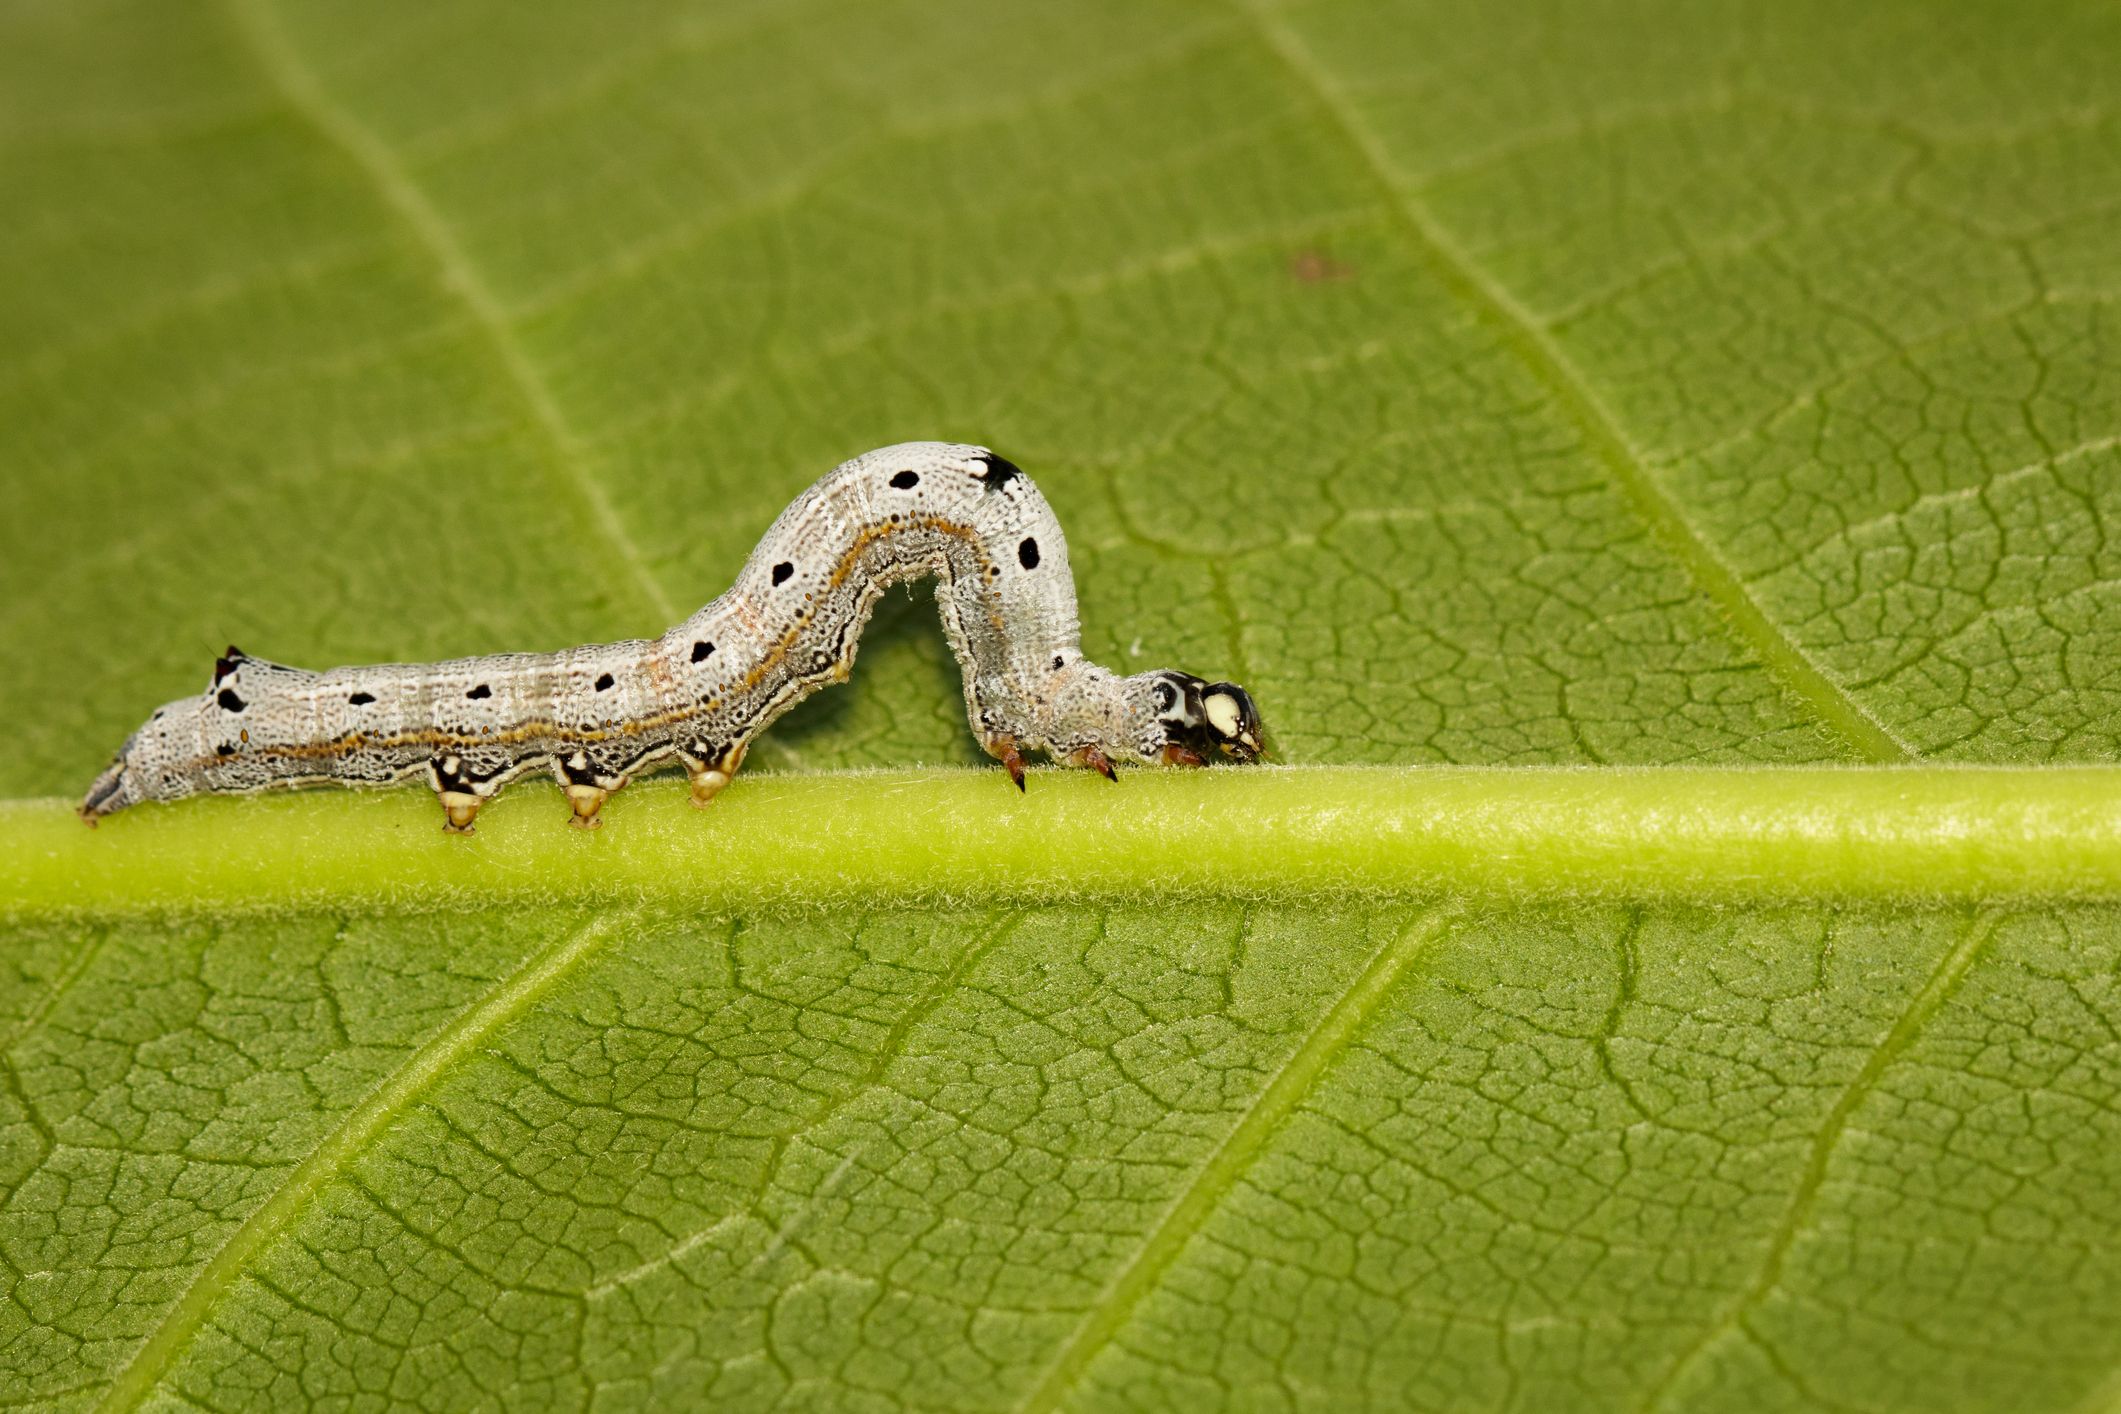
[81,442,1265,832]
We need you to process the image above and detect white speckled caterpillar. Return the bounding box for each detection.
[82,442,1264,832]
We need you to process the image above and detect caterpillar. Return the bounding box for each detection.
[80,442,1264,832]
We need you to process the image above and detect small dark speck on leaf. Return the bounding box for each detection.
[1289,248,1353,284]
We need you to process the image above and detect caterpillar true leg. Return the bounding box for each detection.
[80,443,1266,830]
[986,735,1029,793]
[1069,746,1120,781]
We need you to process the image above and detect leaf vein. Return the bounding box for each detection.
[219,0,676,625]
[1231,0,1917,763]
[1636,908,2006,1411]
[1014,904,1459,1413]
[91,910,624,1411]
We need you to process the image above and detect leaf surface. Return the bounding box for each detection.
[2,0,2118,1409]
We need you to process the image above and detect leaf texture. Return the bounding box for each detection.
[1,0,2118,1409]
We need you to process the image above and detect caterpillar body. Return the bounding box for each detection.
[81,442,1264,832]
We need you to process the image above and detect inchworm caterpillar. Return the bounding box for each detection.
[81,442,1264,832]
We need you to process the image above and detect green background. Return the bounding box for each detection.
[2,0,2118,1408]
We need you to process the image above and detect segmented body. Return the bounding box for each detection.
[82,442,1263,831]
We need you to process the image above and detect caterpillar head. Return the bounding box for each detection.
[1135,671,1264,766]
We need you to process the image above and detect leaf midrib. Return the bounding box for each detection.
[9,766,2121,918]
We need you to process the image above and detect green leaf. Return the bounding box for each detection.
[3,0,2119,1410]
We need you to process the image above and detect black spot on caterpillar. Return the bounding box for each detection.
[79,442,1265,831]
[975,452,1023,490]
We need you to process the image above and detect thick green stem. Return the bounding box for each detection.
[6,765,2119,917]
